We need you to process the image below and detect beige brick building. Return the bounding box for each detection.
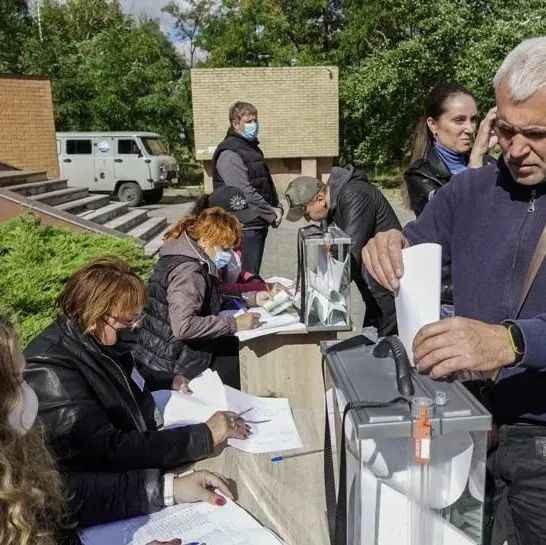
[191,66,339,193]
[0,74,59,177]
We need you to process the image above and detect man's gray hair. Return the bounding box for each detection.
[494,37,546,102]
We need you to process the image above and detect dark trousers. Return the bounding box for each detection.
[485,423,546,545]
[186,335,241,390]
[356,272,397,337]
[242,227,268,275]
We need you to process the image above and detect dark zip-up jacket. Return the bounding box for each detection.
[24,317,213,528]
[405,158,546,424]
[404,146,452,217]
[327,165,401,283]
[404,148,453,304]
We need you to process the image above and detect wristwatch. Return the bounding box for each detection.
[502,321,525,366]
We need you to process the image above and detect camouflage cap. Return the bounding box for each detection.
[284,176,323,221]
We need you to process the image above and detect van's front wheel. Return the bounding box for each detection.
[118,182,143,206]
[143,188,164,205]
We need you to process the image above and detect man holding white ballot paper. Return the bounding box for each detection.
[363,37,546,545]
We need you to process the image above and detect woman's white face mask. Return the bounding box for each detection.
[8,381,39,435]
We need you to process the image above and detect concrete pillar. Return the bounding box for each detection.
[301,158,318,178]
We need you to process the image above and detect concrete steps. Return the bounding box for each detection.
[79,202,129,224]
[128,216,167,242]
[1,169,169,253]
[57,194,111,214]
[143,225,169,256]
[9,178,68,196]
[32,186,89,206]
[0,169,48,187]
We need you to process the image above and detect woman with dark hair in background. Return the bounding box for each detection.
[404,84,497,311]
[404,83,497,217]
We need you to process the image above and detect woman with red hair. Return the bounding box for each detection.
[134,207,260,391]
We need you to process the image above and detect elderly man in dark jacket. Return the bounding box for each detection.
[285,165,401,335]
[362,37,546,545]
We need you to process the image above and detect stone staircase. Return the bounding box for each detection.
[0,169,168,255]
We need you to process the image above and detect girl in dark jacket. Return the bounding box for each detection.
[24,257,246,529]
[404,83,497,217]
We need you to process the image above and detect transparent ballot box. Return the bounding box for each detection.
[296,225,351,332]
[323,338,491,545]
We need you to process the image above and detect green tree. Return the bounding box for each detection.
[0,0,31,72]
[20,0,194,171]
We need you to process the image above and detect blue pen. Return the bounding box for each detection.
[271,449,323,463]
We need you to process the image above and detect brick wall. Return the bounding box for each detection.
[191,66,339,161]
[0,75,59,177]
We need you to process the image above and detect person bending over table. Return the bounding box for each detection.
[134,207,260,391]
[23,258,245,529]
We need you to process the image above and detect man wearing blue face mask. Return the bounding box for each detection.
[212,101,283,275]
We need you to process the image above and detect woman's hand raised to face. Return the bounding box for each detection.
[469,107,498,167]
[206,410,251,446]
[234,311,261,331]
[173,470,234,506]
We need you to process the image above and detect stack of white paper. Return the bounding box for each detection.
[80,498,284,545]
[152,372,303,454]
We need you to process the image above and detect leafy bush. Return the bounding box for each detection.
[0,214,155,347]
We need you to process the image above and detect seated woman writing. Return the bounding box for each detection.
[23,258,245,529]
[135,207,261,391]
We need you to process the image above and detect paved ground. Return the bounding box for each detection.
[150,186,415,333]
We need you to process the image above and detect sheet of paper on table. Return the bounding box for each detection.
[235,307,305,342]
[79,497,285,545]
[152,371,303,453]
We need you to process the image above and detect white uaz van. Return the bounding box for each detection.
[57,132,178,205]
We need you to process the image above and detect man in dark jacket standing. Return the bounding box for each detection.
[362,37,546,545]
[212,101,283,275]
[284,166,401,335]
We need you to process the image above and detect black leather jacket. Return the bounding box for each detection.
[404,147,456,304]
[24,317,213,528]
[404,146,452,217]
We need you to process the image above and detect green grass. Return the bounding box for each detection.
[0,213,156,347]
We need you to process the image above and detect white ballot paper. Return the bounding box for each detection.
[152,372,303,453]
[395,243,441,365]
[79,497,284,545]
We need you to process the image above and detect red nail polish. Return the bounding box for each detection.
[215,496,226,506]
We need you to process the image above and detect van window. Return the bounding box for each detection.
[67,139,92,154]
[118,139,141,155]
[141,137,168,156]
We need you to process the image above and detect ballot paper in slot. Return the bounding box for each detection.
[395,243,442,365]
[152,371,303,454]
[79,497,285,545]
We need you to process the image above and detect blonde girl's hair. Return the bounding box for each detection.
[0,317,65,545]
[164,207,242,249]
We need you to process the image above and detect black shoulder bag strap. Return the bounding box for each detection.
[514,221,546,318]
